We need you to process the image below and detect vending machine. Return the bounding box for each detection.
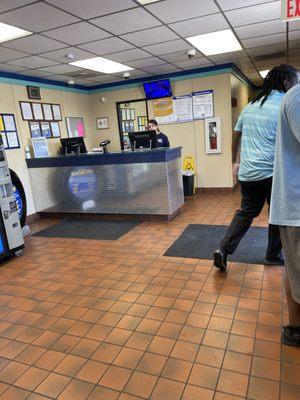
[0,136,24,260]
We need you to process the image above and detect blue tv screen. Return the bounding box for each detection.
[143,79,172,99]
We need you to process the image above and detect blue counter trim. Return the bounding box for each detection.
[26,147,182,168]
[0,63,258,93]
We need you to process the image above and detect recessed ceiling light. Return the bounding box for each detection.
[186,29,242,56]
[136,0,160,4]
[0,22,32,44]
[70,57,134,74]
[259,70,269,78]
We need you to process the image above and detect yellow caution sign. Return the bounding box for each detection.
[183,155,196,174]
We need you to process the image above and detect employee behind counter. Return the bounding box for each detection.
[147,119,170,148]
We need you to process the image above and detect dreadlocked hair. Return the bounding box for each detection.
[251,64,298,107]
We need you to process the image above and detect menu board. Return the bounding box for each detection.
[173,95,193,122]
[153,97,174,124]
[154,94,197,124]
[192,90,214,119]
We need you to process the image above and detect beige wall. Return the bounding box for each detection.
[0,82,92,215]
[0,70,252,216]
[90,73,235,188]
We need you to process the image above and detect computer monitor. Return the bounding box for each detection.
[60,137,87,155]
[128,130,157,150]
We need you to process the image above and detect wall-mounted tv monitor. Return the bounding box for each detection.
[143,79,172,100]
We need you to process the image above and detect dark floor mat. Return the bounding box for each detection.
[33,219,140,240]
[164,224,268,264]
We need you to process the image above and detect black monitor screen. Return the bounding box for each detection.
[128,131,157,150]
[60,137,87,155]
[143,79,172,99]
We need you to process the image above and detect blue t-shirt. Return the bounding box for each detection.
[156,132,170,148]
[235,90,284,181]
[270,84,300,226]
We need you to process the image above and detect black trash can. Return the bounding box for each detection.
[182,173,194,196]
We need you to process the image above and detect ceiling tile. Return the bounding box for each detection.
[2,35,67,54]
[233,57,257,69]
[217,0,270,11]
[242,33,286,49]
[289,39,300,50]
[209,50,248,63]
[0,2,79,32]
[0,63,29,73]
[127,57,167,68]
[66,69,103,79]
[44,22,112,45]
[8,56,59,68]
[160,51,198,63]
[43,74,77,82]
[85,75,116,83]
[169,13,229,37]
[90,8,161,35]
[143,39,191,56]
[120,26,179,47]
[146,0,219,23]
[106,48,152,62]
[41,47,95,63]
[174,58,213,69]
[46,0,137,19]
[0,0,36,12]
[20,70,55,78]
[289,30,300,41]
[78,37,134,55]
[225,1,281,27]
[111,69,152,78]
[0,46,28,62]
[39,64,82,74]
[247,42,286,57]
[235,19,286,39]
[142,64,183,74]
[75,80,96,86]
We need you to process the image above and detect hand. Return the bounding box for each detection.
[233,163,240,179]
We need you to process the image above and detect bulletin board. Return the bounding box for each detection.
[0,114,20,149]
[66,117,86,138]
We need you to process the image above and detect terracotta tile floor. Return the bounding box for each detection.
[0,191,299,399]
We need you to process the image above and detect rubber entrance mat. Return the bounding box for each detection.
[164,224,268,265]
[33,219,140,240]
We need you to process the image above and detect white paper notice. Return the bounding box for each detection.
[3,115,16,131]
[32,103,43,120]
[20,102,33,120]
[6,131,19,148]
[192,90,214,119]
[32,137,48,158]
[173,95,193,122]
[2,133,8,149]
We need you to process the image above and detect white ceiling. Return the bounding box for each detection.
[0,0,299,87]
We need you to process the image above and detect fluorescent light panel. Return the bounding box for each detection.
[259,70,269,78]
[0,22,32,43]
[70,57,133,74]
[186,29,242,56]
[137,0,160,4]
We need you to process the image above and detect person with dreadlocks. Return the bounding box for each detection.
[213,64,299,271]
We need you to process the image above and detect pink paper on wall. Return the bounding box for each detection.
[77,121,85,137]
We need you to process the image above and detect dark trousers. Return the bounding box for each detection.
[220,177,282,259]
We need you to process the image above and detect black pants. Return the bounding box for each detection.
[220,177,282,260]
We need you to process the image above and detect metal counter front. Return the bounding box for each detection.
[26,148,184,217]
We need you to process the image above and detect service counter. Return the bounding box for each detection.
[26,147,184,219]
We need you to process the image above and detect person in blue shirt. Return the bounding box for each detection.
[213,64,299,271]
[147,119,170,147]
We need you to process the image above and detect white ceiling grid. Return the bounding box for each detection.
[0,0,298,87]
